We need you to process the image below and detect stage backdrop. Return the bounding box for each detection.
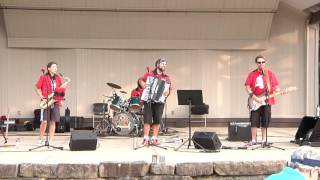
[0,2,310,120]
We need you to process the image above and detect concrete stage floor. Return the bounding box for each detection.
[0,127,317,165]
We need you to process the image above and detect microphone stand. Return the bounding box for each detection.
[30,73,63,151]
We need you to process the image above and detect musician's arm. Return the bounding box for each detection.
[35,86,44,100]
[246,85,263,103]
[245,85,253,96]
[139,79,146,89]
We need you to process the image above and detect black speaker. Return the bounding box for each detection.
[69,130,97,151]
[192,131,221,150]
[228,122,251,141]
[308,117,320,142]
[295,116,318,142]
[34,109,41,129]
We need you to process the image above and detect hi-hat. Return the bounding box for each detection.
[107,82,121,89]
[120,90,127,94]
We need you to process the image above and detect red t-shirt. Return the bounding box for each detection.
[131,88,143,98]
[36,74,65,105]
[244,69,279,105]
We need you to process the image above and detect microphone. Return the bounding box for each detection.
[41,68,45,74]
[116,127,121,132]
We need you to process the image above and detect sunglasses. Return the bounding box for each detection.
[257,61,265,64]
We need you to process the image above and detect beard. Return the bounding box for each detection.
[158,66,165,72]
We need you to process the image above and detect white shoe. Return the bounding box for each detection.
[37,139,44,146]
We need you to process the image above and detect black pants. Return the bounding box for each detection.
[143,102,164,125]
[250,105,271,128]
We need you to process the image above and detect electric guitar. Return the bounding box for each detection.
[39,77,71,109]
[247,86,297,112]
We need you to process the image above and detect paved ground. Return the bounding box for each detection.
[0,127,316,164]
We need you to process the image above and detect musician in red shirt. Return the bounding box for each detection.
[139,58,172,146]
[35,62,68,146]
[245,55,280,146]
[131,81,144,98]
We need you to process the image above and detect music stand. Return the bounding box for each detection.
[174,90,207,151]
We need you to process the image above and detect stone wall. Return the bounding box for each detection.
[0,160,287,179]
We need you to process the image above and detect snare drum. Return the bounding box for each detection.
[110,95,123,112]
[129,97,142,112]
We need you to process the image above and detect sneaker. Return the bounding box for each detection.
[245,141,257,147]
[142,139,149,146]
[151,139,159,146]
[37,139,44,146]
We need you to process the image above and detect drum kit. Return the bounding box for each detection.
[94,82,144,137]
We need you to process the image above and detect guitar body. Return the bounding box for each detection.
[247,95,267,112]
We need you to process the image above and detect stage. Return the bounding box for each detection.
[0,127,316,179]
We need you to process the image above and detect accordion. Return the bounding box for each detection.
[141,76,170,103]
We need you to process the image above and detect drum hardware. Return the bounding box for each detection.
[120,90,127,94]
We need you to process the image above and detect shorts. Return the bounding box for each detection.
[41,105,60,122]
[250,105,271,128]
[143,102,164,125]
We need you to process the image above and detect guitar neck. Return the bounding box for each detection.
[266,92,281,99]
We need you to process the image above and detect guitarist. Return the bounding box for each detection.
[35,62,68,146]
[245,55,280,146]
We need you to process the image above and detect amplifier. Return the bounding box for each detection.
[228,122,251,141]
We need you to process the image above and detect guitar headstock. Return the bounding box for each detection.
[282,86,297,94]
[63,77,71,83]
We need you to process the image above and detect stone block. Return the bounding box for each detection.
[142,175,193,180]
[99,161,149,178]
[57,164,98,179]
[19,163,57,178]
[214,160,286,176]
[0,164,18,178]
[176,162,213,176]
[150,164,175,175]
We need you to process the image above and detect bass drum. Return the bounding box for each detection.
[112,112,141,136]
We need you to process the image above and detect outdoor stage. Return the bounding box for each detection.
[0,127,316,179]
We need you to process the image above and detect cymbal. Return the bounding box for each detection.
[107,82,121,89]
[120,90,127,94]
[103,95,113,99]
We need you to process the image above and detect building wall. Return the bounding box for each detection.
[0,2,308,121]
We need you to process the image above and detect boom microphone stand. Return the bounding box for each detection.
[30,74,63,151]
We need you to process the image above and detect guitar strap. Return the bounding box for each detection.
[264,68,271,93]
[264,68,271,105]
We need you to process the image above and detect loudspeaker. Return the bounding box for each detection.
[295,116,318,141]
[308,117,320,142]
[34,109,41,129]
[192,131,221,150]
[228,122,251,141]
[69,130,97,151]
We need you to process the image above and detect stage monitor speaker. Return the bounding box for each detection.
[192,131,221,150]
[69,130,97,151]
[228,122,251,141]
[294,116,318,141]
[308,117,320,142]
